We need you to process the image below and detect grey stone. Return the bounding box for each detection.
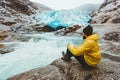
[7,59,120,80]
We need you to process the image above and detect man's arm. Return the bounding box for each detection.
[67,40,93,56]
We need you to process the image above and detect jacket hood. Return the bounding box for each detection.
[86,34,99,41]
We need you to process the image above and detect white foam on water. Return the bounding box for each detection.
[0,33,82,80]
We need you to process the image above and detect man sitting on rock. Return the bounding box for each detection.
[62,25,101,69]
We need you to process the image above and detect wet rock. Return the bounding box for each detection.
[5,33,30,42]
[42,25,55,32]
[0,49,12,54]
[0,30,30,42]
[8,58,120,80]
[55,25,81,36]
[41,25,67,32]
[0,44,14,54]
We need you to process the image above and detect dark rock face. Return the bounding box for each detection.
[90,0,120,23]
[55,25,81,36]
[5,0,31,15]
[1,0,50,15]
[42,25,56,32]
[8,59,120,80]
[39,24,81,34]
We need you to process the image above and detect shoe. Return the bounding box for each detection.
[61,51,71,61]
[62,51,66,57]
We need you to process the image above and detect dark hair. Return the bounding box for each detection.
[83,25,93,36]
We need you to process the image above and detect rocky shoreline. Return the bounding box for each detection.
[8,59,120,80]
[0,0,120,79]
[7,24,120,80]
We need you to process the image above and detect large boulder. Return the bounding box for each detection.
[90,0,120,23]
[8,58,120,80]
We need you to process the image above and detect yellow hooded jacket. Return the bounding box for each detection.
[67,34,101,67]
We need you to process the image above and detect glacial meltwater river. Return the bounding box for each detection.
[0,33,83,80]
[0,8,92,80]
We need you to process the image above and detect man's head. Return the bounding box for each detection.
[82,25,93,39]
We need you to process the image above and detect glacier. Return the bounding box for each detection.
[32,9,91,29]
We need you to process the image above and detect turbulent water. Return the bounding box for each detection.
[0,8,91,80]
[0,33,83,80]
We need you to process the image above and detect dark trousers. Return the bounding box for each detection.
[66,49,93,69]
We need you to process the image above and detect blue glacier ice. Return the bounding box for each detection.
[32,9,91,29]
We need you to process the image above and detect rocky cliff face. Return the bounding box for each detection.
[1,0,50,15]
[90,0,120,23]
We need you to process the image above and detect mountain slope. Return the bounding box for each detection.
[1,0,51,15]
[90,0,120,23]
[0,0,51,42]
